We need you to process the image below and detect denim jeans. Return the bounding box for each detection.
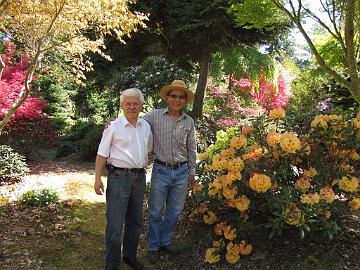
[147,162,189,251]
[105,170,145,270]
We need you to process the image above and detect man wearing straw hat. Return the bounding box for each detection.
[144,80,197,264]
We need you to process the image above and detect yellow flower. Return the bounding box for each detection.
[269,107,286,119]
[352,117,360,129]
[230,135,247,149]
[223,172,236,185]
[348,198,360,211]
[192,182,203,192]
[208,180,221,197]
[212,240,222,247]
[203,210,217,225]
[204,248,221,264]
[223,225,237,240]
[223,186,238,200]
[225,251,240,264]
[327,114,345,130]
[235,195,250,212]
[226,242,240,264]
[280,132,301,153]
[241,126,253,136]
[319,186,335,203]
[338,176,359,193]
[214,222,226,236]
[303,167,317,178]
[294,177,311,193]
[220,148,235,158]
[350,151,360,160]
[249,173,272,193]
[300,193,320,205]
[204,164,212,172]
[341,164,355,173]
[229,157,245,172]
[317,207,331,219]
[311,114,329,128]
[238,240,253,255]
[198,151,209,161]
[266,131,281,147]
[283,203,302,225]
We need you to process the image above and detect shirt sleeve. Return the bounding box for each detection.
[148,129,153,153]
[187,120,197,176]
[97,123,115,157]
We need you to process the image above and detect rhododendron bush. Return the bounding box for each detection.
[191,108,360,265]
[0,40,56,155]
[205,68,291,130]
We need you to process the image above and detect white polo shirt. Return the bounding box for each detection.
[97,116,153,168]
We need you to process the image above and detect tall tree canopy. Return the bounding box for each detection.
[0,0,146,133]
[133,0,290,118]
[267,0,360,104]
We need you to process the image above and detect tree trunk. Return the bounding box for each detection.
[191,49,211,119]
[0,55,5,79]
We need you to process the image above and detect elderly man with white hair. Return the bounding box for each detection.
[94,88,152,270]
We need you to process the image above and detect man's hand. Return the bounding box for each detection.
[104,117,116,129]
[188,175,195,189]
[94,179,105,195]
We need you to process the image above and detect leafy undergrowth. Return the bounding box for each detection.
[0,161,359,269]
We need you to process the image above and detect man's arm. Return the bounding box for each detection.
[94,155,106,195]
[187,121,197,187]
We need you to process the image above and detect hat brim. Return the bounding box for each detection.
[160,86,194,104]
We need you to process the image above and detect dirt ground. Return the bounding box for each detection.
[0,161,359,270]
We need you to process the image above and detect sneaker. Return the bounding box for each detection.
[123,257,144,270]
[147,250,160,264]
[159,244,180,255]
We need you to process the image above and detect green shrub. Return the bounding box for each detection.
[56,140,77,158]
[77,124,103,161]
[19,188,60,207]
[0,145,30,183]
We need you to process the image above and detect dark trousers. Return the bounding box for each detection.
[105,170,145,270]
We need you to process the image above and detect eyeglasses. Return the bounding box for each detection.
[167,94,187,100]
[123,102,141,108]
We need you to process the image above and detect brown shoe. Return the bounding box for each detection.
[147,250,160,264]
[159,244,180,255]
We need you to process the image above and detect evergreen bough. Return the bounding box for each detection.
[0,145,29,183]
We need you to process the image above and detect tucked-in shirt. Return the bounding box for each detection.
[143,108,197,175]
[97,116,153,168]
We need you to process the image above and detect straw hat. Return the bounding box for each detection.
[160,80,194,104]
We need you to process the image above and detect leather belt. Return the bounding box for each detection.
[154,159,187,169]
[107,164,145,174]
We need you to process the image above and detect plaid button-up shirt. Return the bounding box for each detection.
[143,108,197,175]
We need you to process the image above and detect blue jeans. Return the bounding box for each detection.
[147,162,189,251]
[105,170,145,270]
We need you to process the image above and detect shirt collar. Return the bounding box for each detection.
[121,116,142,127]
[163,107,186,120]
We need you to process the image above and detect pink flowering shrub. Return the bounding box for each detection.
[0,40,57,156]
[205,67,291,129]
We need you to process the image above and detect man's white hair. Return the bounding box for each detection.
[120,88,145,104]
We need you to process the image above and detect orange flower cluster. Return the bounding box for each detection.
[249,173,272,193]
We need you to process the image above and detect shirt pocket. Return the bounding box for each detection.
[113,132,131,147]
[176,126,190,146]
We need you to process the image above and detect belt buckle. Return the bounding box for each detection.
[166,162,175,168]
